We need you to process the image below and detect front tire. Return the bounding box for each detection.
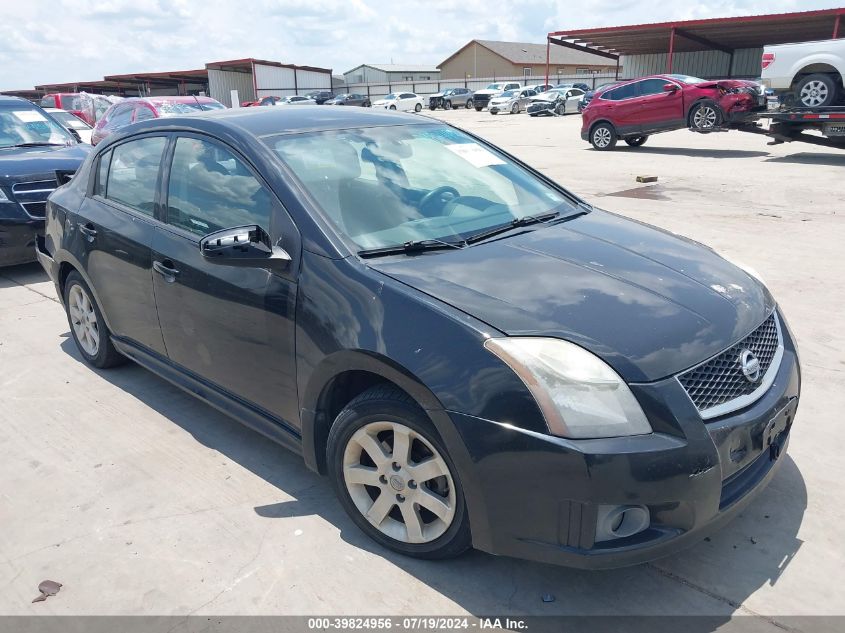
[795,74,839,108]
[63,271,125,368]
[327,386,471,559]
[466,99,473,109]
[475,106,482,112]
[625,136,648,147]
[689,100,722,131]
[389,105,396,110]
[590,122,617,150]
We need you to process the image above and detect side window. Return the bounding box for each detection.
[134,107,155,122]
[603,82,639,101]
[40,96,57,108]
[570,89,584,97]
[108,105,134,129]
[106,136,166,216]
[95,149,112,196]
[166,137,271,237]
[400,93,415,99]
[639,79,672,96]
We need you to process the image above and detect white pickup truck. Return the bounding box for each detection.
[761,38,845,108]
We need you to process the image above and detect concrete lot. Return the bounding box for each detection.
[1,110,843,623]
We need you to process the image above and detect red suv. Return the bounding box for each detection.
[91,96,225,145]
[581,74,766,150]
[40,93,95,126]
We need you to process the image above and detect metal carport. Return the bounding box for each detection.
[546,8,845,81]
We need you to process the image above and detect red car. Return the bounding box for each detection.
[91,96,225,145]
[580,74,766,150]
[40,93,96,126]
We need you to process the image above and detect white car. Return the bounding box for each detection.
[262,95,317,106]
[372,92,423,112]
[488,88,537,115]
[472,81,522,111]
[761,38,845,108]
[43,107,93,144]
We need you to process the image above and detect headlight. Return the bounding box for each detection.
[485,337,652,439]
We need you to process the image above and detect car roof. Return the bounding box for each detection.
[0,95,36,105]
[111,103,434,141]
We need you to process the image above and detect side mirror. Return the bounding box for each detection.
[663,83,679,92]
[67,127,82,143]
[200,225,291,269]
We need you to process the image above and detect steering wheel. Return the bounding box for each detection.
[419,185,460,215]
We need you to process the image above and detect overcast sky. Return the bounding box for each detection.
[0,0,839,90]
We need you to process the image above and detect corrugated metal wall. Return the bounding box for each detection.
[621,48,763,79]
[208,69,254,106]
[254,64,332,98]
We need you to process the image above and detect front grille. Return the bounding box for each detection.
[678,313,781,417]
[11,179,58,219]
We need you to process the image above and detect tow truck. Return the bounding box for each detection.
[735,106,845,149]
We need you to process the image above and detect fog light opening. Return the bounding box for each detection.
[595,505,650,543]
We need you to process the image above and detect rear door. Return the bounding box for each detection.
[635,78,685,132]
[597,81,643,135]
[74,135,168,354]
[150,134,301,426]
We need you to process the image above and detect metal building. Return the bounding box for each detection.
[206,58,333,107]
[546,8,844,81]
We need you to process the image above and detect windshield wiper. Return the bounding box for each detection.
[358,238,467,258]
[464,211,560,245]
[2,142,67,149]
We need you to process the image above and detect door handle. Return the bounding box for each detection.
[153,260,180,281]
[79,223,97,239]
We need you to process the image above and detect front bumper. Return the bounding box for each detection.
[448,324,800,569]
[0,217,43,267]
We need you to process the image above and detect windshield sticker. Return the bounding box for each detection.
[444,143,505,168]
[12,110,46,123]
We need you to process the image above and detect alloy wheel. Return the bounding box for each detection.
[342,421,456,544]
[68,284,100,357]
[693,106,718,129]
[593,127,612,148]
[800,81,829,107]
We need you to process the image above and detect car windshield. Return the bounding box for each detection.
[668,74,706,84]
[49,110,91,130]
[499,90,519,98]
[0,105,75,148]
[156,100,221,115]
[486,84,504,90]
[268,123,579,251]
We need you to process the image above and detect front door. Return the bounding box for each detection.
[635,78,686,133]
[151,135,301,426]
[77,135,167,355]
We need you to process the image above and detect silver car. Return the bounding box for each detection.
[488,88,537,115]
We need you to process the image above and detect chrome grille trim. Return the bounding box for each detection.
[676,312,784,420]
[11,179,57,219]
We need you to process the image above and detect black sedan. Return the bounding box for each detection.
[325,93,371,107]
[0,96,90,267]
[37,106,800,568]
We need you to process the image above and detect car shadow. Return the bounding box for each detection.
[0,261,49,288]
[764,152,845,166]
[58,337,807,621]
[610,146,771,159]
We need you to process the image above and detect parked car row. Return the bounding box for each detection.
[91,96,225,145]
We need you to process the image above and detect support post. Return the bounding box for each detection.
[615,57,620,80]
[545,37,550,87]
[834,14,841,39]
[667,27,676,74]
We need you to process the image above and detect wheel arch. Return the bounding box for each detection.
[55,254,118,332]
[792,62,844,87]
[300,350,449,476]
[589,118,617,136]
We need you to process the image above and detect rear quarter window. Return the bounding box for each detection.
[105,136,167,216]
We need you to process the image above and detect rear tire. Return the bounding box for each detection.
[414,103,422,112]
[795,74,839,108]
[625,136,648,147]
[444,100,452,110]
[689,100,722,131]
[511,102,519,114]
[475,106,482,112]
[590,122,617,150]
[63,271,126,369]
[327,385,472,560]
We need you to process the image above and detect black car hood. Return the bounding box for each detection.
[0,144,90,185]
[372,210,774,382]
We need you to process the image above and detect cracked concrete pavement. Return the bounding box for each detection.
[0,111,843,624]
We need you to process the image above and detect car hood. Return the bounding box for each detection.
[430,92,445,98]
[529,96,556,103]
[475,89,504,96]
[697,79,760,90]
[490,96,514,103]
[0,143,91,185]
[371,210,774,382]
